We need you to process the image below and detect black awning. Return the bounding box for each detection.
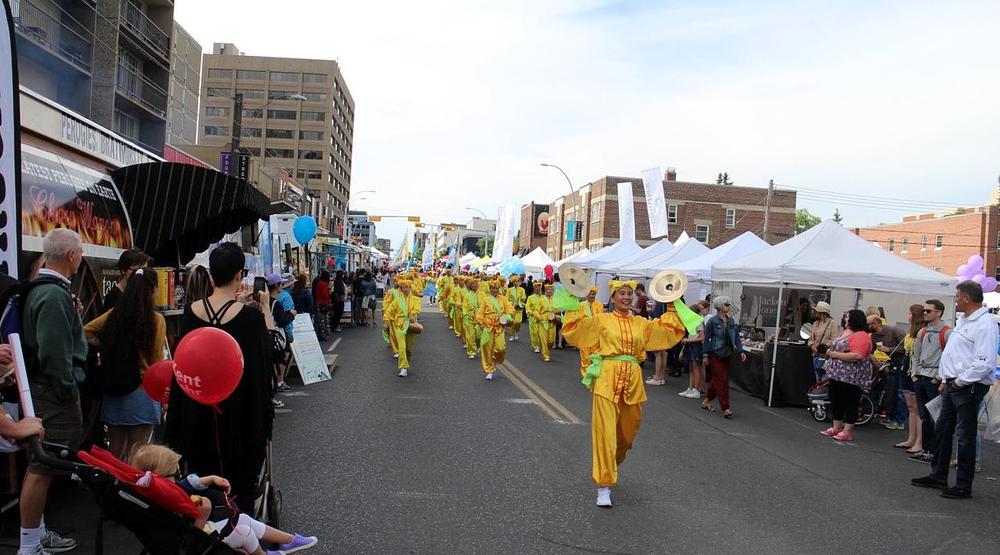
[112,162,270,265]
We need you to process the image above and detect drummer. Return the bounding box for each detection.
[383,278,422,377]
[477,279,516,380]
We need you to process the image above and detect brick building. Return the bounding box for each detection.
[518,202,549,254]
[543,169,796,260]
[853,201,1000,279]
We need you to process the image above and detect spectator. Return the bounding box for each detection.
[820,309,873,442]
[908,299,950,463]
[331,270,346,333]
[351,272,365,326]
[101,248,149,313]
[19,228,86,554]
[701,296,746,418]
[375,269,388,297]
[912,281,997,499]
[361,271,377,326]
[291,273,313,315]
[869,314,907,430]
[84,268,165,461]
[313,271,332,340]
[679,301,710,398]
[808,301,838,380]
[895,304,926,452]
[0,345,44,440]
[269,273,296,399]
[164,243,275,514]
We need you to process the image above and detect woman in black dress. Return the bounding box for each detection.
[164,243,274,513]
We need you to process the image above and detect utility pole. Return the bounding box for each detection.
[763,179,774,243]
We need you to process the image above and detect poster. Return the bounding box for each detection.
[290,314,331,385]
[1,0,21,277]
[532,204,549,237]
[740,286,831,339]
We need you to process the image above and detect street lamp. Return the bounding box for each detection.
[540,162,578,256]
[344,189,376,241]
[466,207,491,257]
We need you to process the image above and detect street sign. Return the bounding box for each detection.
[415,222,425,228]
[369,216,382,222]
[407,216,421,222]
[237,153,250,181]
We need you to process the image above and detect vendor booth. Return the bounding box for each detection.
[671,231,770,303]
[593,237,675,271]
[520,247,556,275]
[612,238,709,277]
[712,220,957,406]
[554,248,591,268]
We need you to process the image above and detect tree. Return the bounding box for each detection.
[412,247,424,261]
[716,172,733,185]
[795,208,821,234]
[832,209,843,223]
[476,237,486,255]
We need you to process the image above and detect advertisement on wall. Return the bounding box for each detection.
[533,203,550,238]
[1,1,21,277]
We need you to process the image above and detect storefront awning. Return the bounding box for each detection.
[112,162,270,265]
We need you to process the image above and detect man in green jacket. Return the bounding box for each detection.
[19,228,86,555]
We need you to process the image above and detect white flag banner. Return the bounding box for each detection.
[617,182,636,242]
[641,167,668,238]
[491,204,517,262]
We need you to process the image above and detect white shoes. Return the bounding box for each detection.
[509,336,515,342]
[644,378,665,386]
[485,373,493,381]
[514,335,519,340]
[393,353,399,359]
[469,354,476,359]
[596,487,612,507]
[398,369,408,377]
[533,349,540,353]
[679,388,702,398]
[544,357,551,362]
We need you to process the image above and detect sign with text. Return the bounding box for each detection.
[641,167,669,238]
[290,314,332,385]
[1,1,21,277]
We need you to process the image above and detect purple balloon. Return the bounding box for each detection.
[968,254,984,268]
[983,277,998,292]
[971,273,986,284]
[957,263,970,276]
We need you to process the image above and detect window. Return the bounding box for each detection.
[240,127,261,138]
[242,108,263,119]
[300,111,325,121]
[303,73,327,83]
[264,148,294,159]
[270,71,299,82]
[235,88,265,99]
[667,204,678,224]
[934,267,942,273]
[206,68,232,79]
[590,201,602,223]
[901,237,909,253]
[996,231,1000,249]
[296,170,323,180]
[888,239,895,253]
[241,147,261,156]
[205,106,230,117]
[695,225,710,244]
[921,235,927,251]
[298,150,323,160]
[996,266,1000,281]
[299,130,323,141]
[267,109,297,120]
[935,234,943,249]
[113,110,136,139]
[300,91,327,101]
[203,125,229,136]
[266,128,294,139]
[726,208,736,229]
[268,89,298,100]
[206,87,230,97]
[237,70,265,80]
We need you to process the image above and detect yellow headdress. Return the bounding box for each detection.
[608,280,638,294]
[589,286,599,294]
[544,283,555,291]
[396,278,412,288]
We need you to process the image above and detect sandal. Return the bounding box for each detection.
[701,402,716,412]
[906,448,923,454]
[894,442,914,449]
[723,410,733,419]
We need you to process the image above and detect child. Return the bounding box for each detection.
[132,445,317,554]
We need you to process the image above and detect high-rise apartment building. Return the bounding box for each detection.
[12,0,174,154]
[166,22,201,145]
[198,43,355,236]
[348,210,375,247]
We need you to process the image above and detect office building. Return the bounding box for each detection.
[348,210,375,247]
[198,43,355,236]
[13,0,174,154]
[166,22,201,145]
[435,218,496,256]
[375,238,391,257]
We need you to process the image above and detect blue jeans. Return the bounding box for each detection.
[912,378,939,454]
[930,383,988,490]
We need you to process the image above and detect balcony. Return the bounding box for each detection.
[119,1,169,60]
[116,61,167,117]
[12,0,93,73]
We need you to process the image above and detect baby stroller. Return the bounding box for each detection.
[807,371,883,426]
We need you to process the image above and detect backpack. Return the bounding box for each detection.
[919,325,950,349]
[0,274,69,343]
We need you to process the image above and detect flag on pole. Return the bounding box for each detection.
[617,182,636,242]
[641,167,669,238]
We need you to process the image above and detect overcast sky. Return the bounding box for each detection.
[175,0,1000,252]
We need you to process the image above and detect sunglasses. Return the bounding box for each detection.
[923,308,939,313]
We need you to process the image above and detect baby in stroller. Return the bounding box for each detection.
[132,445,317,554]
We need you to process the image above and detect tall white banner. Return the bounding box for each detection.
[617,182,635,242]
[1,1,21,278]
[641,167,669,238]
[491,203,517,262]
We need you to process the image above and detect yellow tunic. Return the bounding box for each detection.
[506,286,526,324]
[461,288,482,356]
[577,300,606,378]
[383,289,422,369]
[476,293,515,373]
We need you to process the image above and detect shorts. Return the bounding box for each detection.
[362,295,375,309]
[28,383,82,476]
[900,376,915,392]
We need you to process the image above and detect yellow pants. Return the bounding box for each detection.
[392,329,417,369]
[463,317,479,356]
[480,330,506,374]
[529,321,551,359]
[506,319,522,339]
[528,319,541,351]
[591,395,642,487]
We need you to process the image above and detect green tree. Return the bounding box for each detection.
[795,208,822,234]
[413,247,424,261]
[716,172,733,185]
[832,209,843,223]
[476,237,486,255]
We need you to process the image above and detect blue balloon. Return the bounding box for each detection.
[293,216,318,244]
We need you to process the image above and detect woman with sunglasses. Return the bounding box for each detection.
[701,296,747,418]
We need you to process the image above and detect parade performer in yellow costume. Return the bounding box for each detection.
[505,276,526,342]
[461,278,482,358]
[527,284,557,362]
[575,286,605,378]
[382,278,423,377]
[451,277,466,339]
[562,280,686,507]
[437,271,453,329]
[525,281,545,354]
[476,279,515,380]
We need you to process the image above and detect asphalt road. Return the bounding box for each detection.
[270,306,1000,554]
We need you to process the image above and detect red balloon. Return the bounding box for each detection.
[173,328,244,406]
[143,360,175,404]
[544,264,554,281]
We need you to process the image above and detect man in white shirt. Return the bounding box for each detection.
[911,280,998,499]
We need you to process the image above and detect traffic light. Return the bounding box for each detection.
[443,225,456,231]
[407,216,421,222]
[369,216,382,222]
[415,223,425,228]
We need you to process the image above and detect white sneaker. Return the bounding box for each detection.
[393,353,399,359]
[533,349,540,353]
[544,357,551,362]
[508,336,515,342]
[515,335,519,340]
[688,390,702,399]
[678,388,692,396]
[40,530,76,553]
[469,354,476,359]
[448,326,452,330]
[485,373,493,381]
[596,487,612,507]
[398,368,408,377]
[645,378,659,385]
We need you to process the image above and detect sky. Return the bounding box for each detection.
[174,0,1000,253]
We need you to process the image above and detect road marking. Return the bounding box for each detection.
[502,366,567,423]
[280,391,310,397]
[501,361,583,424]
[504,398,534,404]
[326,338,342,352]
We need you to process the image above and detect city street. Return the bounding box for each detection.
[268,307,999,554]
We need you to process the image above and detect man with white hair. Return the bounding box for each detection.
[18,228,86,554]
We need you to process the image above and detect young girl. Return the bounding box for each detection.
[131,445,317,554]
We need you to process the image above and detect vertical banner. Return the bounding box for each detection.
[1,0,22,277]
[641,167,669,238]
[616,182,635,242]
[491,204,517,262]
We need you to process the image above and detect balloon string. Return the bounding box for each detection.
[213,408,225,477]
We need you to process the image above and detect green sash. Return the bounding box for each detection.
[391,289,409,332]
[481,295,503,345]
[464,290,478,321]
[583,354,639,390]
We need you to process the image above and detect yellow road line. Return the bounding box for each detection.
[501,360,583,425]
[502,364,566,424]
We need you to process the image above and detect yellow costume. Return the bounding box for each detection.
[383,280,423,373]
[451,280,466,338]
[461,283,482,357]
[525,289,545,354]
[505,281,527,340]
[578,289,606,378]
[476,284,515,377]
[562,281,685,489]
[527,286,557,361]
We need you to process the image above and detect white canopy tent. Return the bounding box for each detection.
[712,220,958,405]
[593,238,675,271]
[520,247,557,273]
[459,252,478,265]
[612,239,710,277]
[674,231,691,246]
[368,246,389,260]
[670,232,770,301]
[554,248,592,268]
[575,241,643,269]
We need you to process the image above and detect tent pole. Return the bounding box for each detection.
[767,283,785,407]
